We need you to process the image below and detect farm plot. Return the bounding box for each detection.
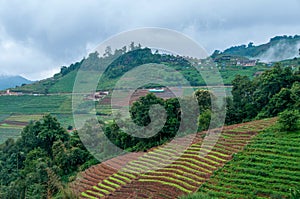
[0,114,43,143]
[196,126,300,198]
[0,95,75,143]
[73,118,275,199]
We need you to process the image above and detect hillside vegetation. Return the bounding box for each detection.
[11,45,273,94]
[190,123,300,198]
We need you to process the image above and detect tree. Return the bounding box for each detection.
[194,89,215,113]
[104,46,112,57]
[253,64,296,112]
[0,115,94,199]
[198,109,211,131]
[231,75,255,121]
[291,82,300,109]
[20,122,41,153]
[225,97,239,125]
[60,66,68,76]
[37,115,69,156]
[130,93,165,126]
[129,42,135,51]
[263,88,294,117]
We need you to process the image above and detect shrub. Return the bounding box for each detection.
[277,110,299,131]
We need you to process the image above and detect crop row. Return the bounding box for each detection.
[197,128,300,198]
[78,119,276,198]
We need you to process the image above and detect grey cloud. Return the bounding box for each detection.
[0,0,299,80]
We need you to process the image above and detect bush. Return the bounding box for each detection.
[277,110,299,131]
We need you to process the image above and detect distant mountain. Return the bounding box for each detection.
[0,75,33,90]
[212,35,300,62]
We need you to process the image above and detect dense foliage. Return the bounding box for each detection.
[104,93,184,151]
[0,115,96,199]
[226,64,300,124]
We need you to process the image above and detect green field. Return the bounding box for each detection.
[0,95,74,143]
[0,95,71,114]
[195,127,300,198]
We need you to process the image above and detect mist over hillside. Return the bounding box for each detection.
[215,35,300,62]
[254,39,300,62]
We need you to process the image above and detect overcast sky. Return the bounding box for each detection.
[0,0,300,80]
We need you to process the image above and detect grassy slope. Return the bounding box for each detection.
[72,118,275,199]
[194,127,300,198]
[11,70,77,94]
[11,63,268,94]
[49,70,78,93]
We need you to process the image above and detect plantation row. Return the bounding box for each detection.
[73,118,275,199]
[197,126,300,198]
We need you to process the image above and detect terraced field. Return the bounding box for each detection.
[0,95,75,143]
[72,118,276,198]
[196,125,300,198]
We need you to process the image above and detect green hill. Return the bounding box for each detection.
[11,48,272,94]
[9,36,300,94]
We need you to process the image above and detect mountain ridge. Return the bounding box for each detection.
[0,75,33,90]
